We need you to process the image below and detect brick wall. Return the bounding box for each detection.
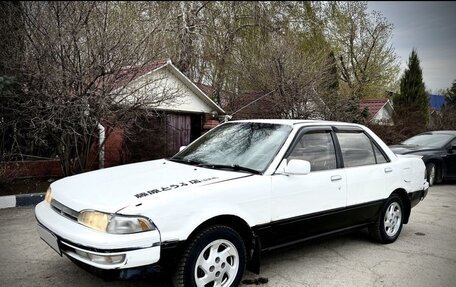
[1,159,62,179]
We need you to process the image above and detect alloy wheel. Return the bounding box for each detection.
[384,202,402,237]
[194,239,239,287]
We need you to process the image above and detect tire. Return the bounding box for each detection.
[426,163,436,186]
[435,164,443,184]
[173,226,246,287]
[369,194,404,244]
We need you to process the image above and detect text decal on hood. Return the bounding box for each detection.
[134,177,218,199]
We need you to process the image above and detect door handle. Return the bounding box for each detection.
[384,167,393,173]
[331,175,342,181]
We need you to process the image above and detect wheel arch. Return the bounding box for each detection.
[187,215,253,251]
[185,214,260,274]
[390,188,411,224]
[425,158,444,181]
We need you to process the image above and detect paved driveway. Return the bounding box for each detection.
[1,184,455,287]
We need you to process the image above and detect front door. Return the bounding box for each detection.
[444,138,456,178]
[270,127,347,246]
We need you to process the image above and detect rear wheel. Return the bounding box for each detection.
[173,226,246,287]
[369,195,404,244]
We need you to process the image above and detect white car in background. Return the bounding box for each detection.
[35,120,429,287]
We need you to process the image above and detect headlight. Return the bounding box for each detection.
[78,211,110,232]
[107,215,154,234]
[45,187,52,204]
[78,211,155,234]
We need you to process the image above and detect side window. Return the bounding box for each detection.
[373,144,388,164]
[337,132,376,167]
[288,131,337,171]
[448,138,456,151]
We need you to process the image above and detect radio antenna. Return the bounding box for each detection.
[224,89,277,122]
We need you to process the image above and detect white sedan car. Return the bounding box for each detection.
[35,120,429,287]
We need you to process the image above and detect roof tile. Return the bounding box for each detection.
[359,99,389,119]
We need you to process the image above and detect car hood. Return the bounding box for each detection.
[389,144,439,155]
[50,159,251,213]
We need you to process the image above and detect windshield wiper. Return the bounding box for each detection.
[197,163,261,175]
[169,158,202,166]
[170,159,261,174]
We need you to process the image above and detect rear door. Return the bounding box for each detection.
[334,127,391,224]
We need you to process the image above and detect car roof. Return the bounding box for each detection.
[229,119,364,127]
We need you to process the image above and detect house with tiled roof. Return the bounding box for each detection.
[99,59,224,116]
[359,99,394,125]
[99,59,225,165]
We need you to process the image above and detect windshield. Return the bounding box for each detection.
[402,133,453,148]
[171,122,292,173]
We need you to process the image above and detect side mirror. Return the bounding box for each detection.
[450,144,456,153]
[283,159,311,175]
[179,146,187,152]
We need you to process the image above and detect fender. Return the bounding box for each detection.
[127,174,272,242]
[168,208,264,274]
[161,204,258,242]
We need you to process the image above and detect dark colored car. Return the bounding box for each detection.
[389,131,456,186]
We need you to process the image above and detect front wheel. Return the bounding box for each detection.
[426,163,436,186]
[173,226,246,287]
[369,195,404,244]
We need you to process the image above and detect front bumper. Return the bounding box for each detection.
[35,201,161,270]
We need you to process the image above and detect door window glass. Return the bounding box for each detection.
[288,132,337,171]
[337,132,376,167]
[373,144,388,164]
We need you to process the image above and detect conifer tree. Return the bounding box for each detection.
[443,80,456,108]
[322,51,340,120]
[393,49,429,126]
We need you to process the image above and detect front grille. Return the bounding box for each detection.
[51,199,79,221]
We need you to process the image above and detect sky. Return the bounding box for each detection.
[368,1,456,94]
